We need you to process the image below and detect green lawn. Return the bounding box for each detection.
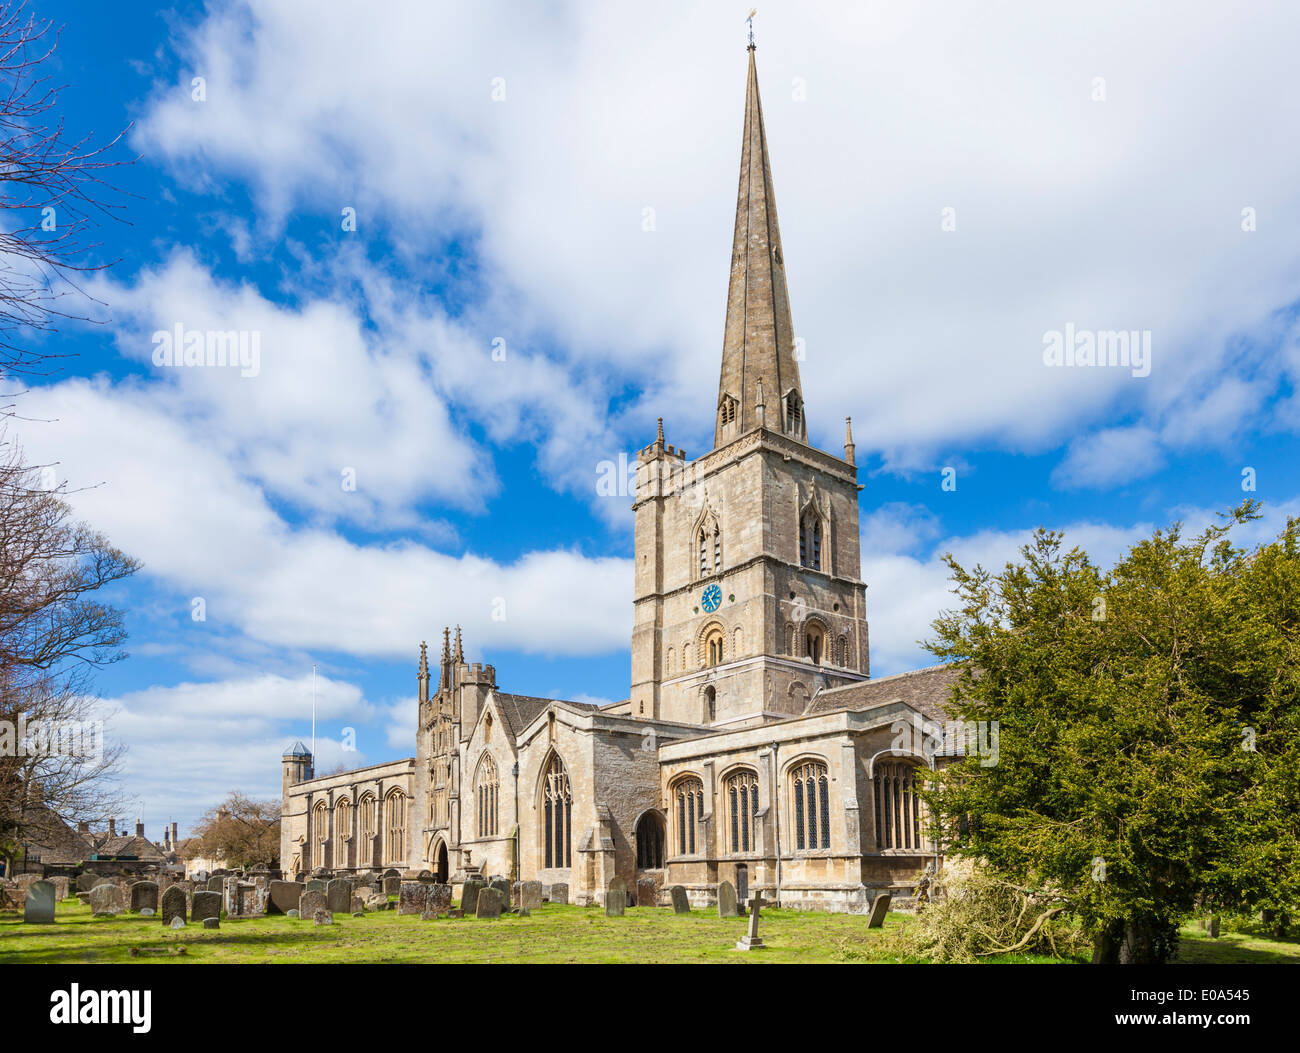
[1,899,1296,964]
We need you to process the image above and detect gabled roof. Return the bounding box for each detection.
[803,663,963,721]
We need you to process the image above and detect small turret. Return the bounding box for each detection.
[418,640,430,704]
[844,416,855,465]
[281,741,313,797]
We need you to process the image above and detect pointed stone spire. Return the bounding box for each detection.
[454,625,464,663]
[715,45,805,449]
[656,417,665,448]
[441,627,451,663]
[844,417,855,465]
[418,640,429,703]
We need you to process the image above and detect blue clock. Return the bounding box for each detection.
[701,584,722,613]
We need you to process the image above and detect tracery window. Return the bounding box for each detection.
[799,510,822,569]
[726,770,760,853]
[790,761,830,851]
[674,777,705,855]
[476,754,499,838]
[313,801,328,867]
[385,789,407,864]
[359,794,376,843]
[334,798,351,841]
[543,753,572,868]
[874,761,927,851]
[786,392,802,435]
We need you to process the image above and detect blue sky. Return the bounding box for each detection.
[15,0,1300,837]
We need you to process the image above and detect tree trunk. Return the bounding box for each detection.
[1092,915,1177,964]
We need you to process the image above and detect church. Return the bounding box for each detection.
[279,44,958,913]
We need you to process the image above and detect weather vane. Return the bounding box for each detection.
[747,9,757,49]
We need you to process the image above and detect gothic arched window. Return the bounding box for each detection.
[384,789,407,864]
[785,392,802,435]
[674,777,705,855]
[636,811,666,869]
[806,623,826,665]
[543,753,572,868]
[837,635,848,667]
[874,761,927,851]
[726,769,760,853]
[799,510,822,570]
[476,754,499,838]
[704,627,724,667]
[334,798,351,841]
[790,761,830,851]
[358,794,376,845]
[313,801,328,868]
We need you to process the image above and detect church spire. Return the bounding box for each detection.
[715,44,805,449]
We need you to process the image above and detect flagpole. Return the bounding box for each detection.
[311,664,317,761]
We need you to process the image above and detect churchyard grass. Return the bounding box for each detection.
[2,899,1296,964]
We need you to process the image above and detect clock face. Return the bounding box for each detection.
[701,584,722,613]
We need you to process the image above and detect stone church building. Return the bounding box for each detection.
[280,46,957,912]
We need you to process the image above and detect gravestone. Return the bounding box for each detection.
[202,916,219,929]
[636,876,658,907]
[268,880,303,915]
[549,882,569,905]
[1208,915,1221,938]
[518,881,543,911]
[49,876,69,902]
[130,881,159,914]
[313,909,332,925]
[488,877,511,909]
[382,876,400,896]
[418,870,434,883]
[326,879,351,914]
[670,885,690,914]
[306,878,327,894]
[24,880,55,924]
[736,893,764,950]
[475,887,504,919]
[398,882,428,916]
[299,890,327,919]
[382,868,400,879]
[364,891,390,912]
[717,880,739,918]
[76,872,98,894]
[169,915,186,929]
[867,893,891,928]
[160,885,187,924]
[461,879,486,915]
[190,891,221,923]
[206,876,223,893]
[735,864,748,903]
[605,877,627,917]
[427,883,453,914]
[89,883,125,916]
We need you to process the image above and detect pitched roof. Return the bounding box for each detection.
[284,740,311,757]
[17,803,93,865]
[803,663,964,721]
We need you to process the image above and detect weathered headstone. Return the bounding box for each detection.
[206,876,223,893]
[1208,915,1221,938]
[867,893,891,929]
[461,879,485,914]
[475,887,504,919]
[268,880,303,915]
[670,885,690,914]
[382,868,400,879]
[717,880,739,918]
[326,878,351,914]
[398,881,428,916]
[427,883,453,914]
[203,916,220,929]
[382,876,400,896]
[130,881,159,913]
[488,877,511,909]
[300,890,327,919]
[190,891,221,923]
[24,880,55,924]
[549,882,569,905]
[606,877,627,917]
[364,891,389,912]
[76,871,98,894]
[306,878,326,894]
[169,915,186,929]
[313,909,333,925]
[159,884,186,924]
[518,880,543,911]
[636,876,658,907]
[89,883,126,916]
[49,876,70,902]
[418,870,434,883]
[736,893,764,950]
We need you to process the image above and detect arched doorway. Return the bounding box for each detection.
[433,840,449,883]
[635,810,666,870]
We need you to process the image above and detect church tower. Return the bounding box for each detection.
[630,44,869,728]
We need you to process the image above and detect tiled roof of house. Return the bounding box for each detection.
[803,663,964,721]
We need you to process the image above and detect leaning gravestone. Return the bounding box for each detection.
[89,883,126,916]
[867,893,891,929]
[326,879,351,914]
[549,882,569,905]
[130,881,159,914]
[475,887,504,919]
[24,880,56,924]
[670,885,690,914]
[488,877,511,909]
[717,880,739,918]
[76,872,98,894]
[518,881,543,911]
[398,882,429,916]
[190,891,221,923]
[299,890,327,919]
[460,879,486,915]
[605,877,626,917]
[160,885,186,924]
[268,880,303,915]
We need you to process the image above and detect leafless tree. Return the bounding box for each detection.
[0,0,131,388]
